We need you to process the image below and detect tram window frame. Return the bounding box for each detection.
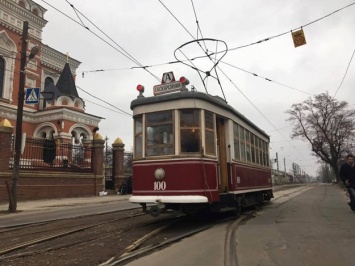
[239,126,246,161]
[255,136,260,164]
[258,138,262,165]
[245,130,251,162]
[251,134,255,163]
[134,115,143,158]
[180,109,201,153]
[266,141,269,166]
[145,111,174,157]
[205,111,215,155]
[233,122,240,160]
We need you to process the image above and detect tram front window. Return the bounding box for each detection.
[180,109,200,153]
[146,111,174,156]
[181,129,200,152]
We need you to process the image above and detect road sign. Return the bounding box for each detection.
[292,29,307,48]
[25,88,40,104]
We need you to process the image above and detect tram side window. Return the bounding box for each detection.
[205,111,215,155]
[264,142,269,167]
[233,122,240,160]
[245,130,251,162]
[180,109,200,153]
[251,134,255,163]
[146,111,174,156]
[134,115,143,158]
[258,138,263,165]
[239,126,246,161]
[255,137,260,164]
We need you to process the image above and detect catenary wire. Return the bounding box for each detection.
[65,0,142,68]
[160,0,307,160]
[227,2,355,52]
[1,54,132,117]
[40,0,160,82]
[333,48,355,97]
[220,61,313,96]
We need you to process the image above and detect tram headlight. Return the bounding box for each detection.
[154,168,165,181]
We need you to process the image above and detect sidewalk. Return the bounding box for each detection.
[0,193,131,213]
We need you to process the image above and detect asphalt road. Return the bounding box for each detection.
[2,184,353,266]
[236,184,355,266]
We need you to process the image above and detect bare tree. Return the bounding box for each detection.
[286,92,355,182]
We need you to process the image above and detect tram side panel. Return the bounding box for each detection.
[228,162,272,191]
[132,159,220,202]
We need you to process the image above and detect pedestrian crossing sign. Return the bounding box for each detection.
[25,88,40,104]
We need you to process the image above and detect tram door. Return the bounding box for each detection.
[216,117,228,193]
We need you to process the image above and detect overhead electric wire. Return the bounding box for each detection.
[82,98,131,116]
[65,0,87,29]
[159,0,228,98]
[190,0,207,50]
[158,0,195,40]
[160,0,308,160]
[76,86,132,117]
[217,67,308,160]
[220,61,313,96]
[66,0,141,67]
[82,1,355,74]
[40,0,160,82]
[1,53,132,117]
[229,2,355,52]
[333,48,355,97]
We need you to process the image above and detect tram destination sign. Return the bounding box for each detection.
[153,81,183,96]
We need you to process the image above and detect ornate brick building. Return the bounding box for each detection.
[0,0,102,144]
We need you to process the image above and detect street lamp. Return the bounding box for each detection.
[9,21,39,212]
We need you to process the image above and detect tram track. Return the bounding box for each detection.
[103,212,252,266]
[0,187,308,265]
[0,210,184,265]
[0,209,145,257]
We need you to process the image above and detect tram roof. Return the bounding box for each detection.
[131,91,269,140]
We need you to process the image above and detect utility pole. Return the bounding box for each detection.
[284,157,287,181]
[276,152,279,184]
[9,21,28,212]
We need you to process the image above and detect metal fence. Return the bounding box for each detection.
[9,137,93,172]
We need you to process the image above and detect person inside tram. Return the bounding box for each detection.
[181,130,200,152]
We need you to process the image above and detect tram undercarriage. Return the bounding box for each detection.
[140,189,274,217]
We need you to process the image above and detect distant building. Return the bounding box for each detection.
[0,0,102,144]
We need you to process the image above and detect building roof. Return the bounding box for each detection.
[42,82,61,101]
[55,63,79,98]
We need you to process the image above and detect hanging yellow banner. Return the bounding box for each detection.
[292,29,307,48]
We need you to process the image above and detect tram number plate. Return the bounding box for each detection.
[154,181,166,190]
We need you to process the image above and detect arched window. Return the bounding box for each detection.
[80,133,87,142]
[32,9,39,16]
[44,76,54,88]
[19,1,26,8]
[0,57,5,98]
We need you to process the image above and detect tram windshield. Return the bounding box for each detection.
[180,109,200,153]
[146,111,174,156]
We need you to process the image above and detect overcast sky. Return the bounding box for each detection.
[38,0,355,177]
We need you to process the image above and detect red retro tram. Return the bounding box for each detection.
[129,73,273,216]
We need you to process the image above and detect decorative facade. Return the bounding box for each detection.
[0,0,102,145]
